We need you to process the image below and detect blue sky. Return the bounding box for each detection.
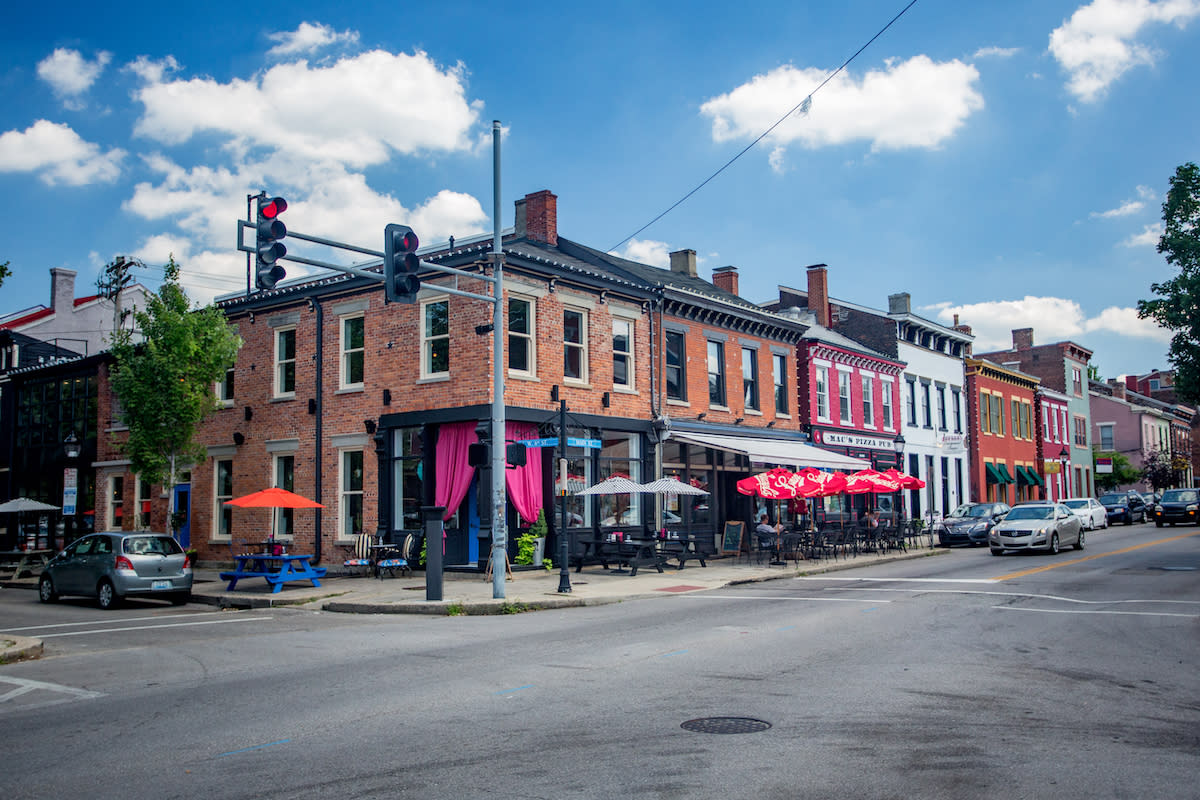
[2,0,1196,379]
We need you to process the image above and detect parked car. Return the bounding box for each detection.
[1061,497,1108,530]
[1142,492,1160,508]
[934,502,1010,546]
[989,503,1084,555]
[39,531,193,609]
[1153,489,1200,527]
[1098,492,1148,525]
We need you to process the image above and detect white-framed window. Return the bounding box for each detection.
[340,449,365,540]
[136,476,153,530]
[421,298,450,379]
[274,327,296,397]
[838,369,852,425]
[564,308,588,383]
[613,317,634,389]
[273,454,295,538]
[815,366,830,421]
[921,382,933,428]
[773,353,788,415]
[937,385,947,430]
[340,315,365,389]
[861,374,874,428]
[906,377,917,425]
[742,347,759,411]
[508,296,536,377]
[881,378,894,430]
[216,367,235,407]
[952,387,962,433]
[214,460,233,539]
[107,476,124,530]
[1099,423,1114,450]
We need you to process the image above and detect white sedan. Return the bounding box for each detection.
[1061,497,1108,530]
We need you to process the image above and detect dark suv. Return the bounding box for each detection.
[935,502,1010,546]
[1098,492,1147,525]
[1153,489,1200,527]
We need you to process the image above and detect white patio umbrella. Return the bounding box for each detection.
[572,476,646,496]
[0,498,61,513]
[639,477,710,496]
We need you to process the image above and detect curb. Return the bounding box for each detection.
[0,634,44,663]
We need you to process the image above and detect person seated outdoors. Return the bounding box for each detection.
[756,513,782,555]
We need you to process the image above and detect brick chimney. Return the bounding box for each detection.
[1012,328,1033,351]
[1108,378,1127,400]
[806,264,830,327]
[669,249,698,278]
[712,266,739,296]
[952,315,974,357]
[514,190,557,245]
[50,268,77,312]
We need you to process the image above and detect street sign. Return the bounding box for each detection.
[567,437,602,449]
[62,467,78,515]
[518,437,560,448]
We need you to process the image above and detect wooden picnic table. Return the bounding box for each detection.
[0,549,53,579]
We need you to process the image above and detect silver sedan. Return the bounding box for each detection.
[989,503,1084,555]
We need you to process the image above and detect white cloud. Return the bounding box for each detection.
[1049,0,1200,103]
[1136,184,1157,200]
[268,22,360,57]
[0,120,124,185]
[1121,222,1162,246]
[124,55,181,84]
[700,55,983,162]
[610,239,671,268]
[973,46,1021,58]
[1092,199,1144,217]
[37,48,111,106]
[927,295,1170,351]
[131,49,480,168]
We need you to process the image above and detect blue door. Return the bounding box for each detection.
[173,485,191,548]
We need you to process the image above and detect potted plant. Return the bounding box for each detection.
[515,510,549,567]
[185,547,199,566]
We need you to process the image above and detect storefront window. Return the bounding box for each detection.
[392,427,424,531]
[599,433,640,526]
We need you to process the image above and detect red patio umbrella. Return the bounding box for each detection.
[736,467,805,499]
[798,470,848,498]
[882,468,925,489]
[844,469,902,495]
[224,487,326,508]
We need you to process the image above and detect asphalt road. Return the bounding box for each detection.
[2,521,1198,799]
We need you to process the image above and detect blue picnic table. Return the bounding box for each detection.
[219,553,327,593]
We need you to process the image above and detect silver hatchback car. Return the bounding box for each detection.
[39,532,193,609]
[989,503,1084,556]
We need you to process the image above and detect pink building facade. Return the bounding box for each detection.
[1039,387,1072,501]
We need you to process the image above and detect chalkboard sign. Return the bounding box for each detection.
[722,520,745,555]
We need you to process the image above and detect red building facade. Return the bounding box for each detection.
[965,358,1042,506]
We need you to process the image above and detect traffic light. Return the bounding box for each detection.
[384,223,420,303]
[255,195,288,290]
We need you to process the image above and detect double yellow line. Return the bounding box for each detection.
[994,529,1200,580]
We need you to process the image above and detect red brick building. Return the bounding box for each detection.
[964,357,1042,506]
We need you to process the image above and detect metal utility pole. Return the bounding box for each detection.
[489,120,508,600]
[557,399,571,593]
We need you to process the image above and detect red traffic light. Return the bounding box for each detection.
[259,196,287,219]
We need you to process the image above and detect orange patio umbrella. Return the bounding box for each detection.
[225,487,325,508]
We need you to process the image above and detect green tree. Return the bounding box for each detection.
[0,260,10,288]
[109,257,241,524]
[1138,162,1200,403]
[1141,448,1177,492]
[1092,450,1140,492]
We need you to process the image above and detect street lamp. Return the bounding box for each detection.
[63,431,81,459]
[1058,446,1070,500]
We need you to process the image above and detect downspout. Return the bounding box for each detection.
[312,297,323,564]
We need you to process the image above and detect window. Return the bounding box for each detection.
[1011,399,1021,439]
[707,340,726,406]
[340,315,364,389]
[936,385,947,430]
[1149,378,1161,391]
[107,476,124,529]
[816,366,830,421]
[1072,366,1083,396]
[273,454,295,538]
[136,476,152,529]
[508,296,535,376]
[994,394,1005,436]
[906,377,917,425]
[951,388,962,433]
[838,370,852,424]
[598,433,640,527]
[1074,415,1087,446]
[274,327,296,397]
[214,460,233,539]
[564,308,588,382]
[773,353,788,415]
[1099,424,1114,450]
[862,375,874,428]
[613,318,633,389]
[881,380,894,430]
[422,299,449,378]
[742,347,759,411]
[391,427,424,531]
[980,391,991,434]
[665,331,686,401]
[921,382,932,428]
[340,449,364,539]
[1022,403,1032,440]
[216,367,235,406]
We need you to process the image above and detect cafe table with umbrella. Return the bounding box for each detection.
[224,487,325,554]
[571,475,650,573]
[0,497,61,551]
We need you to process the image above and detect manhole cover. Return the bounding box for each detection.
[681,717,771,734]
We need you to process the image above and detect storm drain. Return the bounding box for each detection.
[681,717,772,734]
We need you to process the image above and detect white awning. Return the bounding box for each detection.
[669,430,870,471]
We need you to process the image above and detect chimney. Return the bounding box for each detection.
[669,249,698,278]
[515,190,557,245]
[953,323,973,357]
[888,292,911,315]
[712,266,739,296]
[1108,378,1127,400]
[1012,328,1033,351]
[50,268,77,312]
[806,264,830,327]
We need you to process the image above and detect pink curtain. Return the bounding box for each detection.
[505,421,544,524]
[435,421,479,522]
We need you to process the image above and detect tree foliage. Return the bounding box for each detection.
[1092,450,1140,492]
[1138,162,1200,403]
[1141,448,1179,492]
[0,260,10,288]
[109,257,241,490]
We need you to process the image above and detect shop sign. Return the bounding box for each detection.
[819,430,896,451]
[939,433,967,451]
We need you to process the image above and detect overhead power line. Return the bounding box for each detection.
[609,0,920,254]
